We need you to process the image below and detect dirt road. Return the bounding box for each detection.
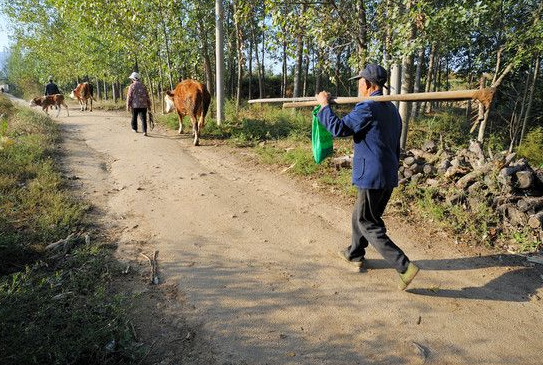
[29,101,543,364]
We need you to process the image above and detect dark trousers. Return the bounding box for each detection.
[346,188,409,273]
[131,108,147,133]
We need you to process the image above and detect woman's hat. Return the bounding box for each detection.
[129,72,141,80]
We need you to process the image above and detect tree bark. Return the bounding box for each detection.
[158,3,174,89]
[528,211,543,229]
[281,38,287,97]
[356,0,368,66]
[198,19,214,95]
[410,48,424,120]
[314,48,322,93]
[251,24,264,99]
[398,0,416,150]
[423,43,437,113]
[248,30,253,100]
[293,33,303,98]
[519,56,541,145]
[234,3,244,111]
[517,197,543,213]
[477,55,514,142]
[302,43,310,96]
[390,63,401,107]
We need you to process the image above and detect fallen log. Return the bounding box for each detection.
[403,156,417,167]
[517,197,543,212]
[331,155,352,170]
[410,163,424,174]
[499,159,528,177]
[457,153,517,189]
[423,164,435,175]
[267,88,497,108]
[515,170,534,189]
[409,149,440,164]
[497,204,528,227]
[527,211,543,229]
[403,168,414,179]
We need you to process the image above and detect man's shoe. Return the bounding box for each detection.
[143,132,148,136]
[337,250,364,268]
[398,263,420,290]
[132,129,137,133]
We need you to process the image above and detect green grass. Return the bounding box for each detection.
[0,95,139,364]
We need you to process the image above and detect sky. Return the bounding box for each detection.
[0,13,11,50]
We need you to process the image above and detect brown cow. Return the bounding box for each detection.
[164,79,211,146]
[29,94,69,117]
[70,82,94,111]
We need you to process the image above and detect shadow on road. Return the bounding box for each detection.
[407,254,543,302]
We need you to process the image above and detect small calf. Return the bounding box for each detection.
[29,94,69,117]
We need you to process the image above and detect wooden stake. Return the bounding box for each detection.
[248,88,496,109]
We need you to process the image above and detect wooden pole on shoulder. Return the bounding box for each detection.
[273,88,495,109]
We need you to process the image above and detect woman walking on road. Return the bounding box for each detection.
[126,72,151,136]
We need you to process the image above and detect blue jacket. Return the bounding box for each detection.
[317,90,401,189]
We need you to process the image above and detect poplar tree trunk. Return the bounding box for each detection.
[293,34,303,98]
[158,4,174,89]
[356,0,368,67]
[423,43,437,114]
[302,47,310,96]
[281,39,287,97]
[519,56,541,145]
[382,0,392,95]
[198,20,214,95]
[398,0,416,150]
[261,29,265,96]
[315,48,322,93]
[252,25,264,99]
[234,6,244,111]
[96,79,101,100]
[248,33,253,100]
[390,63,401,108]
[410,48,424,120]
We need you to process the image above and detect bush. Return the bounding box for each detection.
[517,127,543,168]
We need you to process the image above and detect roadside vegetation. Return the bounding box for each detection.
[0,95,139,364]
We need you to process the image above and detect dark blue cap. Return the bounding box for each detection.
[349,64,388,88]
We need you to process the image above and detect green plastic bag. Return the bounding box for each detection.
[312,105,333,164]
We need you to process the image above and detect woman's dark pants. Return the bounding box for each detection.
[131,108,147,133]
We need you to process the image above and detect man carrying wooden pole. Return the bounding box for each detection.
[315,64,420,290]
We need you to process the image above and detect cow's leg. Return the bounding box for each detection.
[197,112,205,138]
[84,99,88,111]
[89,98,93,112]
[177,113,184,134]
[43,106,49,115]
[62,102,69,117]
[79,99,84,111]
[191,116,199,146]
